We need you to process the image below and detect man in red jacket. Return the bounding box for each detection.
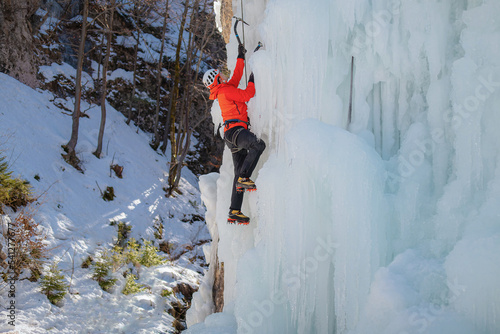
[203,45,266,225]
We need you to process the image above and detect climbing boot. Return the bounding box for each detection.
[236,177,257,192]
[228,210,250,225]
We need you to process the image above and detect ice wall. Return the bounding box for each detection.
[187,0,500,333]
[233,119,388,333]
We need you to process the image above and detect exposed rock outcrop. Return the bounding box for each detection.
[220,0,233,43]
[0,0,39,88]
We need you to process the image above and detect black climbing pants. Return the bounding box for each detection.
[224,126,266,211]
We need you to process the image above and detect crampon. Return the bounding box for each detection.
[236,177,257,193]
[227,217,250,225]
[236,186,257,193]
[228,210,250,225]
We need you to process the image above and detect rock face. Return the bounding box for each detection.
[40,0,81,18]
[0,0,39,88]
[220,0,233,43]
[212,258,224,312]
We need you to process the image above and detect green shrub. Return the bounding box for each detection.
[102,186,116,201]
[110,221,131,248]
[81,255,93,268]
[122,273,146,295]
[0,154,33,213]
[40,263,68,305]
[119,238,166,268]
[88,235,167,293]
[123,238,141,266]
[161,288,173,298]
[140,240,167,267]
[91,253,117,292]
[153,216,164,240]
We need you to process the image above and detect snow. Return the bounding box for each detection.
[187,312,237,333]
[0,71,209,333]
[108,68,135,82]
[187,0,500,333]
[139,33,166,63]
[116,35,137,49]
[40,62,94,90]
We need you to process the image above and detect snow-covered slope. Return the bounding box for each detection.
[187,0,500,333]
[0,72,210,333]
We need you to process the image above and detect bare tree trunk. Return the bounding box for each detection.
[63,0,88,170]
[161,0,190,155]
[126,29,140,125]
[94,31,105,97]
[163,0,191,196]
[167,0,215,194]
[0,0,39,88]
[94,0,115,158]
[169,5,196,192]
[151,0,170,150]
[126,1,146,125]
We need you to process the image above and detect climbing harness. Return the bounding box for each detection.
[223,118,250,129]
[216,119,250,140]
[224,126,246,153]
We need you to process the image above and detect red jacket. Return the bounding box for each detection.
[209,58,255,132]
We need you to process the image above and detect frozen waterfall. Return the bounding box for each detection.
[187,0,500,333]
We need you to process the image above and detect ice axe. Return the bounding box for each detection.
[233,16,249,46]
[254,41,263,52]
[234,16,250,85]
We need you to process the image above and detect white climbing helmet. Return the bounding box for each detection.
[203,69,220,89]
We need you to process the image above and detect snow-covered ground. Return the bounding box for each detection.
[186,0,500,333]
[0,71,210,333]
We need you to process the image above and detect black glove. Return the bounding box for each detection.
[238,44,247,59]
[248,72,254,84]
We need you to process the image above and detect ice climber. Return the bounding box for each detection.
[203,44,266,225]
